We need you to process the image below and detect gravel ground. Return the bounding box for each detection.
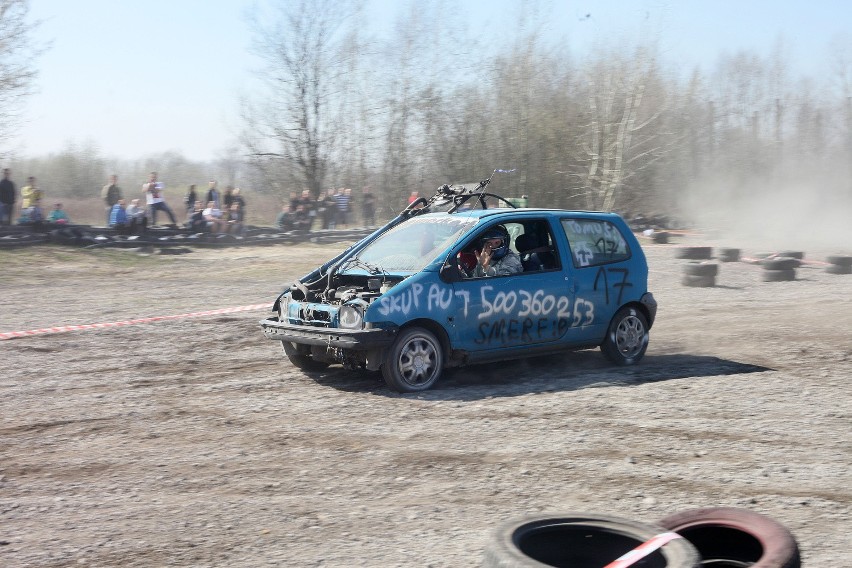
[1,237,850,567]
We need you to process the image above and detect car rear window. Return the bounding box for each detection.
[560,218,631,268]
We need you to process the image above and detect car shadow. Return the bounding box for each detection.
[309,351,772,400]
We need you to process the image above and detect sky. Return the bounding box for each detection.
[16,0,852,162]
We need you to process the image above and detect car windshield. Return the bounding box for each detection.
[352,216,476,272]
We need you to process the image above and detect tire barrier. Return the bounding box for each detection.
[676,246,713,260]
[717,248,741,263]
[657,507,801,568]
[681,262,718,288]
[652,231,670,244]
[825,255,852,275]
[0,225,376,251]
[483,513,700,568]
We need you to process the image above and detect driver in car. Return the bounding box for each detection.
[469,225,523,277]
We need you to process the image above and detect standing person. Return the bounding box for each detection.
[20,176,42,216]
[361,187,376,227]
[143,171,177,227]
[184,184,197,215]
[321,188,336,229]
[407,190,420,206]
[335,187,351,229]
[0,168,16,225]
[223,185,234,209]
[232,188,246,220]
[101,175,123,225]
[205,180,220,209]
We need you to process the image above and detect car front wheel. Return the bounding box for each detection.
[381,327,444,392]
[601,306,649,365]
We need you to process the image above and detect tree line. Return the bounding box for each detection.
[3,0,851,227]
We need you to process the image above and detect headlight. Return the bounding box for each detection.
[338,305,364,329]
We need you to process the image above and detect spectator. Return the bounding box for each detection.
[232,187,246,218]
[223,185,234,209]
[225,202,244,235]
[101,175,122,225]
[47,202,71,224]
[361,187,376,227]
[335,187,351,229]
[0,168,16,225]
[108,199,128,229]
[143,171,178,227]
[321,188,337,229]
[184,184,197,215]
[187,200,206,232]
[125,198,148,233]
[202,200,225,233]
[20,176,42,216]
[407,190,420,206]
[275,204,293,231]
[20,197,45,227]
[205,180,220,209]
[293,204,311,231]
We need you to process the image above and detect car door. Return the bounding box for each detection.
[447,219,576,353]
[557,217,636,340]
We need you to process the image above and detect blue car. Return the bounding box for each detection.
[260,180,657,392]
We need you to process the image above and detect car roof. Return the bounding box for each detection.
[417,208,626,222]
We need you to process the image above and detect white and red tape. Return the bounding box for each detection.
[0,303,269,341]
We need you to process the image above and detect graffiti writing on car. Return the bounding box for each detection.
[376,282,470,317]
[593,267,633,304]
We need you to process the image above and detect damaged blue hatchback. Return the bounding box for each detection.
[260,176,657,392]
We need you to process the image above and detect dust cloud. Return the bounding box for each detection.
[678,170,852,254]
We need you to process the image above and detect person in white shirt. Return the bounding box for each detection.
[202,200,225,233]
[143,171,178,227]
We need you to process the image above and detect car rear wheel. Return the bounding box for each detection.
[281,341,329,372]
[601,306,649,365]
[381,327,443,392]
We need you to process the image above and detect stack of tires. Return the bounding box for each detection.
[760,253,802,282]
[677,247,717,288]
[483,508,801,567]
[825,255,852,275]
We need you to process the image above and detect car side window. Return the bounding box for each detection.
[561,218,631,268]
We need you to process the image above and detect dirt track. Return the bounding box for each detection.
[1,238,850,567]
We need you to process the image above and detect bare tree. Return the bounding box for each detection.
[241,0,364,199]
[0,0,43,157]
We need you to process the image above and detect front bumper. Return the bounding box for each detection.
[260,316,398,350]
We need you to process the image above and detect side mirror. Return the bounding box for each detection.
[440,259,464,283]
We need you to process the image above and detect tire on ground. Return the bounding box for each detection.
[601,306,649,365]
[675,246,713,260]
[483,513,700,568]
[825,263,852,275]
[682,262,719,277]
[775,250,804,260]
[652,231,669,244]
[281,341,330,372]
[381,327,444,392]
[826,255,852,267]
[761,268,796,282]
[718,248,741,262]
[681,274,716,287]
[760,257,800,270]
[657,507,801,568]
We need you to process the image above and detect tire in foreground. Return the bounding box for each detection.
[657,507,801,568]
[483,513,700,568]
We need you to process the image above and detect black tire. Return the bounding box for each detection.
[652,231,670,244]
[676,246,713,260]
[483,513,700,568]
[826,255,852,267]
[281,341,329,372]
[683,262,719,277]
[657,507,801,568]
[718,248,741,262]
[381,327,443,392]
[775,250,804,260]
[825,263,852,275]
[601,306,649,365]
[760,257,800,270]
[761,268,796,282]
[681,274,716,288]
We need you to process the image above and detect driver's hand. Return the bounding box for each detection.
[475,245,492,271]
